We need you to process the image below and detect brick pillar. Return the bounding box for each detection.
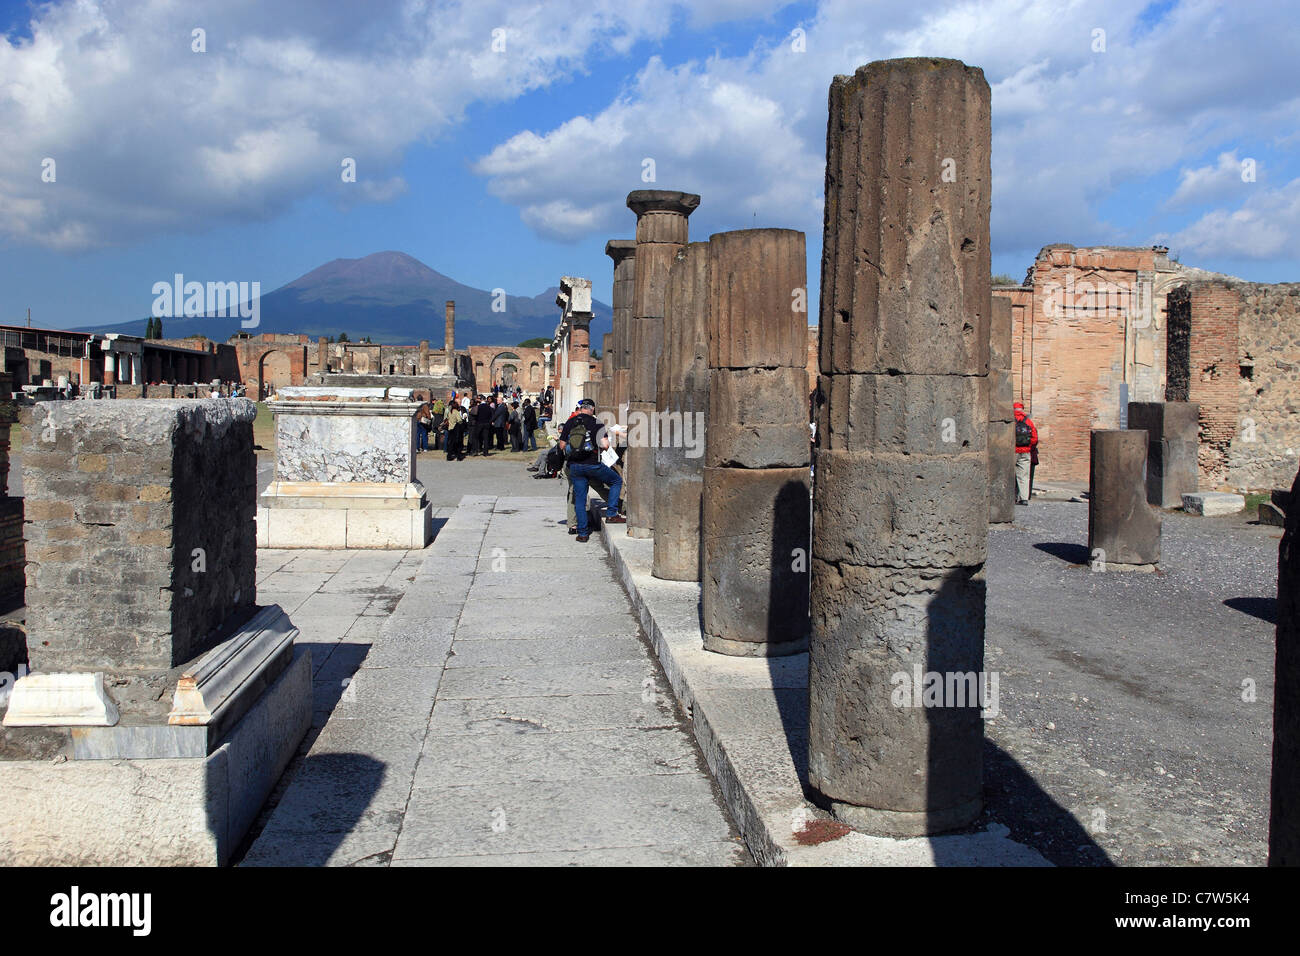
[23,400,258,674]
[625,191,699,539]
[989,296,1015,523]
[809,58,992,836]
[102,351,116,386]
[700,229,809,654]
[653,242,710,581]
[605,239,636,419]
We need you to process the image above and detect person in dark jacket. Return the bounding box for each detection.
[474,396,494,456]
[522,399,539,452]
[491,397,509,450]
[559,398,625,543]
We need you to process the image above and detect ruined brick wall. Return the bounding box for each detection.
[23,400,257,672]
[1185,281,1242,486]
[1231,283,1300,489]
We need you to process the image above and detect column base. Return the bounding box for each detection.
[823,794,983,838]
[701,633,808,658]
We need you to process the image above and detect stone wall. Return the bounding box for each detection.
[1230,283,1300,489]
[23,400,258,672]
[0,372,21,611]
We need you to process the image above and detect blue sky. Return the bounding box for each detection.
[1,0,1297,334]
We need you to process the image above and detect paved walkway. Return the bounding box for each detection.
[243,494,746,866]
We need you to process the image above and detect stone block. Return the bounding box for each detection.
[1128,401,1200,508]
[818,372,988,455]
[814,449,988,568]
[1088,430,1161,566]
[1181,491,1245,516]
[700,466,810,655]
[990,295,1012,371]
[707,367,810,468]
[652,468,703,582]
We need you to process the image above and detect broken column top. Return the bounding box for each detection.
[605,238,637,262]
[626,190,701,217]
[33,398,255,445]
[833,56,987,91]
[557,276,594,314]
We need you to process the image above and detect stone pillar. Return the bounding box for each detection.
[653,242,710,581]
[989,297,1015,523]
[131,353,143,387]
[605,239,636,419]
[809,58,992,837]
[444,301,455,371]
[1270,464,1300,864]
[102,351,116,386]
[570,316,591,394]
[318,337,328,374]
[418,340,430,376]
[625,191,700,539]
[1127,401,1200,508]
[700,228,809,655]
[1088,430,1161,569]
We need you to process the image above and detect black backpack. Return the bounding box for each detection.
[1015,418,1033,447]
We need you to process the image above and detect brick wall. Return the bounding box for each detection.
[1231,283,1300,489]
[22,399,258,672]
[1184,281,1242,486]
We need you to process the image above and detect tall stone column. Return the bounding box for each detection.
[809,58,992,836]
[625,190,700,539]
[653,242,710,581]
[989,297,1015,523]
[1270,463,1300,864]
[318,336,328,374]
[600,333,614,410]
[102,351,116,386]
[605,240,636,419]
[701,228,810,655]
[444,301,455,371]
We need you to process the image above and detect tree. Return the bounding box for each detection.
[517,337,549,349]
[991,274,1019,286]
[155,317,163,339]
[338,332,350,343]
[144,317,154,339]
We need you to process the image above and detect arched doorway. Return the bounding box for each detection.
[259,350,292,398]
[490,352,522,389]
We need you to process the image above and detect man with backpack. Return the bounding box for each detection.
[559,398,625,542]
[1014,401,1039,505]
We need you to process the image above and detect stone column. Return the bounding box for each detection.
[1127,402,1200,508]
[1270,464,1300,864]
[625,191,699,539]
[418,339,429,376]
[1088,430,1161,569]
[317,337,328,374]
[809,58,992,836]
[653,242,710,581]
[444,301,455,371]
[131,353,143,387]
[989,296,1015,523]
[102,350,116,386]
[701,228,809,655]
[605,240,636,419]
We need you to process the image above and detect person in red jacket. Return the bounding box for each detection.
[1014,401,1039,505]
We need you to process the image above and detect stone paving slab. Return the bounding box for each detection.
[245,493,745,867]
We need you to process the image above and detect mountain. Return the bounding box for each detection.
[73,251,611,349]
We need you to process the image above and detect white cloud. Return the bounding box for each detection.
[472,0,1300,269]
[0,0,742,250]
[1166,151,1255,208]
[1162,178,1300,260]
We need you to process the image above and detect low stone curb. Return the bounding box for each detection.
[599,520,1051,867]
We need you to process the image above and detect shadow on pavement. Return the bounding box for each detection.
[1224,596,1277,624]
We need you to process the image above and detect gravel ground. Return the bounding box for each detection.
[981,498,1281,865]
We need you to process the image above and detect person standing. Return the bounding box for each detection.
[416,398,433,453]
[474,395,495,456]
[559,398,625,543]
[491,395,510,451]
[430,395,446,451]
[444,402,467,461]
[1014,401,1039,506]
[522,399,539,452]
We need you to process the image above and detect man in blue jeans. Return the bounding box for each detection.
[559,398,625,542]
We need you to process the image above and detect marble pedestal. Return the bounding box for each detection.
[258,387,433,550]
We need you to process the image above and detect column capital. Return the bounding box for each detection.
[626,190,700,218]
[605,239,637,263]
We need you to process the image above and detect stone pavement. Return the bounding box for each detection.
[242,494,747,866]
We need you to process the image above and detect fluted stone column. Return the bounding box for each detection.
[653,242,710,581]
[989,297,1015,524]
[809,58,992,836]
[701,229,810,656]
[605,240,636,419]
[626,191,700,539]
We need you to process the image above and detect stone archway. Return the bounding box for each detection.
[259,350,292,399]
[490,351,522,389]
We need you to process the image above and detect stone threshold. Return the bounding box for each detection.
[598,520,1051,867]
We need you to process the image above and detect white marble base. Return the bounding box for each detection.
[258,499,432,549]
[2,672,119,727]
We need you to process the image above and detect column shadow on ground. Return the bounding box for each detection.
[1224,596,1276,624]
[1033,542,1091,565]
